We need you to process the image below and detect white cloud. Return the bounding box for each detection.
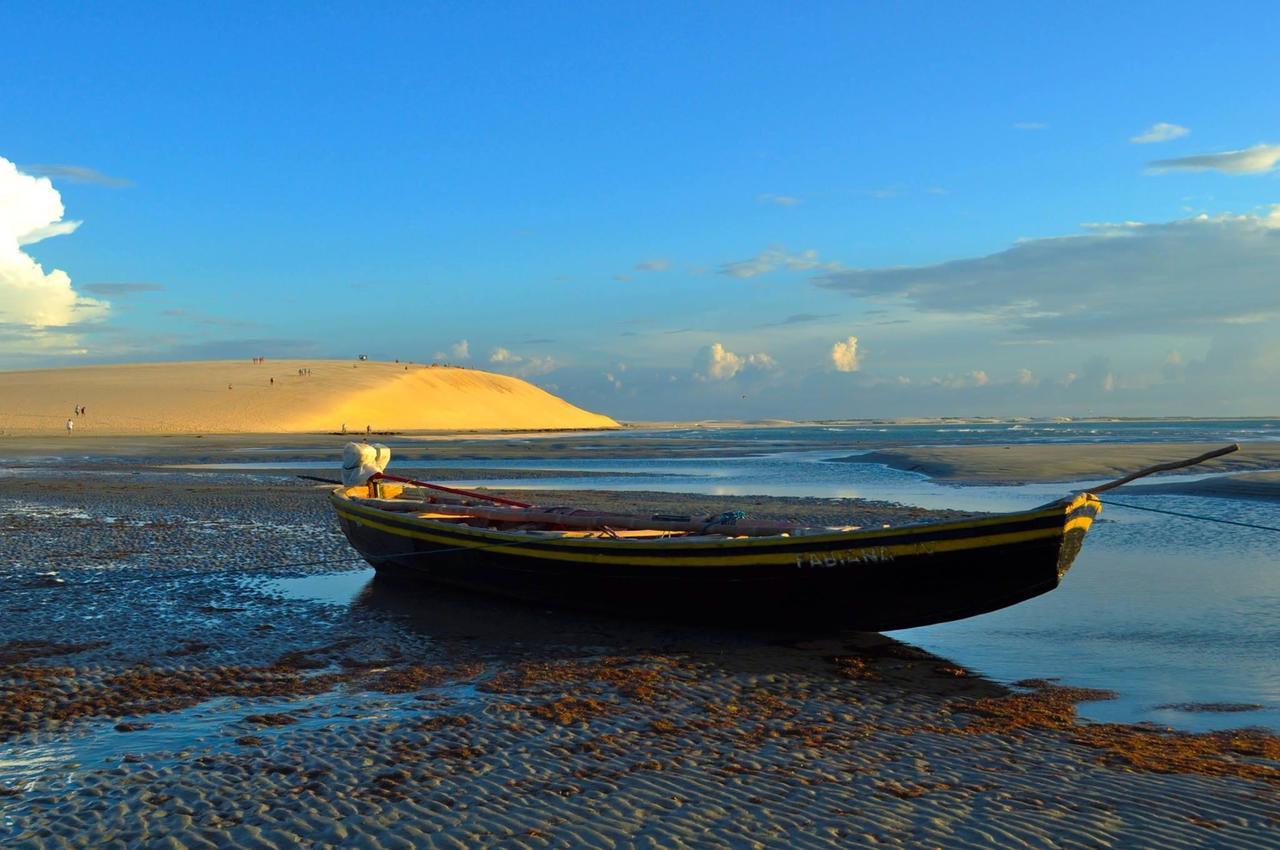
[1016,368,1037,386]
[758,194,801,206]
[0,156,108,333]
[930,370,991,389]
[488,346,556,376]
[694,342,776,380]
[720,246,841,279]
[830,336,860,372]
[1148,144,1280,175]
[450,339,469,359]
[519,354,557,375]
[1129,122,1189,144]
[813,206,1280,335]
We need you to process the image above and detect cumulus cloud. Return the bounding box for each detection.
[1016,368,1037,386]
[720,246,842,279]
[488,346,556,376]
[830,336,860,372]
[450,339,469,359]
[22,163,132,188]
[930,371,990,389]
[1130,122,1189,144]
[0,156,108,334]
[813,207,1280,335]
[757,194,801,206]
[634,258,670,272]
[1148,144,1280,175]
[694,342,776,381]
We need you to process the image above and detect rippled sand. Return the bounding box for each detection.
[1,470,1276,849]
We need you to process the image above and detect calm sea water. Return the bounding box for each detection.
[205,419,1280,731]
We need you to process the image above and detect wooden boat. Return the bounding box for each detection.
[330,479,1097,630]
[329,445,1235,630]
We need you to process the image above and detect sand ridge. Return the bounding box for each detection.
[0,360,618,435]
[838,442,1280,485]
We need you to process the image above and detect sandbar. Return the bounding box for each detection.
[837,441,1280,485]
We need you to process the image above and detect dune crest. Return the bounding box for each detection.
[0,360,618,434]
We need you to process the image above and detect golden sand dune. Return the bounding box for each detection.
[0,360,619,434]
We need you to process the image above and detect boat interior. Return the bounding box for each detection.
[340,480,865,541]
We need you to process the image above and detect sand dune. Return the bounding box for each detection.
[0,360,618,434]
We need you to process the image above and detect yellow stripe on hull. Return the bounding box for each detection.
[332,492,1098,569]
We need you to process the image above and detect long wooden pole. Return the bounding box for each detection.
[1089,443,1240,495]
[371,472,533,508]
[353,497,805,537]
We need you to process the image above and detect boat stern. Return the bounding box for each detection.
[1055,492,1102,580]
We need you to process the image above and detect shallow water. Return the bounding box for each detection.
[246,421,1279,733]
[269,492,1279,732]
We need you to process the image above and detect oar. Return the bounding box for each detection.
[370,471,533,509]
[1088,443,1240,495]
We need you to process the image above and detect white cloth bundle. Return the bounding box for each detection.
[341,441,391,487]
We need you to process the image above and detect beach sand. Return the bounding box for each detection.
[2,462,1278,848]
[0,360,618,435]
[839,442,1280,487]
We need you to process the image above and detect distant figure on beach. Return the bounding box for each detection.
[341,422,347,434]
[228,384,232,390]
[74,405,80,416]
[270,377,274,385]
[365,424,371,435]
[81,405,86,416]
[65,418,73,434]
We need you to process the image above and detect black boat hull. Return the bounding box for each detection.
[331,492,1100,630]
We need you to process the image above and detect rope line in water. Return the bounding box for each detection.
[8,498,1279,574]
[1097,498,1280,533]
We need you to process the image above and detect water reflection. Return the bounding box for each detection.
[346,574,1007,700]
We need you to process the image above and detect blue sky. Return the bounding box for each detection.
[3,2,1279,418]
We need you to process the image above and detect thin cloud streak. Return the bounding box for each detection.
[1148,143,1280,175]
[81,282,165,296]
[23,164,133,187]
[1129,122,1189,144]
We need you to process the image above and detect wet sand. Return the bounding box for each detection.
[1124,470,1280,502]
[838,442,1280,485]
[2,469,1277,848]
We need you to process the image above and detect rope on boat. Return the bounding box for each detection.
[1097,498,1280,533]
[702,509,746,532]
